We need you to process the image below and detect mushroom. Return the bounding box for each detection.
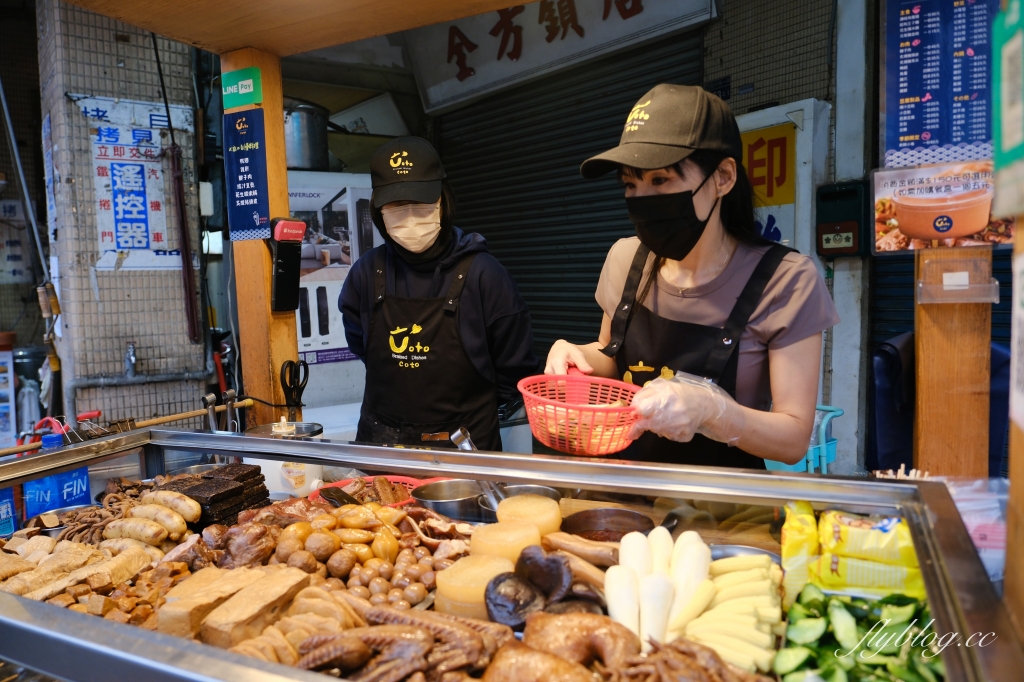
[568,581,606,608]
[515,545,573,603]
[544,600,604,615]
[485,572,546,631]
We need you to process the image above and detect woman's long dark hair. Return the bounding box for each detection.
[623,150,768,305]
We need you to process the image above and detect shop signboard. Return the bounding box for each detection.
[881,0,1002,169]
[76,95,194,269]
[287,171,374,365]
[222,67,263,109]
[993,0,1024,216]
[872,160,1014,252]
[0,201,35,284]
[740,123,797,247]
[403,0,716,114]
[223,109,271,241]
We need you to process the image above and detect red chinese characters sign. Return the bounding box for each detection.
[406,0,715,113]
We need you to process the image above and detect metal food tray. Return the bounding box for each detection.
[0,427,1019,682]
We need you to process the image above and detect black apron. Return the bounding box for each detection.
[601,243,792,468]
[356,249,501,451]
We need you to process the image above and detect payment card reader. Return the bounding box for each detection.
[268,218,307,312]
[815,181,869,257]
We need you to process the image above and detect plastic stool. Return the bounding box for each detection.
[764,406,844,473]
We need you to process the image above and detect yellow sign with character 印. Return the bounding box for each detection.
[741,122,796,244]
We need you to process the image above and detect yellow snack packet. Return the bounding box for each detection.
[810,552,925,599]
[818,510,918,567]
[781,500,819,609]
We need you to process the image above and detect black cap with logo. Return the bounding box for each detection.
[580,84,743,179]
[370,136,446,208]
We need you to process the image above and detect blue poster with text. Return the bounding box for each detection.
[223,108,271,241]
[23,467,91,518]
[0,486,15,537]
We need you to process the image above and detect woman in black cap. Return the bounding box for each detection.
[340,137,538,451]
[546,85,839,468]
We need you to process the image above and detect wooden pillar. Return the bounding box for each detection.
[913,247,991,476]
[220,48,298,427]
[1006,230,1024,639]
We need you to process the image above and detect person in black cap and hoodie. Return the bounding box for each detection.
[545,85,839,468]
[340,137,538,451]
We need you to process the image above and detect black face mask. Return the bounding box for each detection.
[626,173,718,260]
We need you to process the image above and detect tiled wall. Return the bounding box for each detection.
[0,5,46,347]
[37,0,205,426]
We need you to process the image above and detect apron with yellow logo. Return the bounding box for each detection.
[602,243,792,468]
[357,249,501,451]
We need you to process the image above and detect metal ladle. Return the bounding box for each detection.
[450,427,506,510]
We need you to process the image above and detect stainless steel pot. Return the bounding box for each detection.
[477,484,562,523]
[283,97,329,171]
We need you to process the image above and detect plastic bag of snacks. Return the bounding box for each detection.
[817,510,918,567]
[781,500,819,609]
[810,552,925,599]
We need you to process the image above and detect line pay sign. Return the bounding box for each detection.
[222,67,263,109]
[741,122,797,247]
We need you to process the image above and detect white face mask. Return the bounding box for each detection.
[381,200,442,253]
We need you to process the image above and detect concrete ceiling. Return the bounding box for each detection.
[63,0,518,56]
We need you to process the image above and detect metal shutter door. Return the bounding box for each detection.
[870,251,1010,347]
[438,30,704,355]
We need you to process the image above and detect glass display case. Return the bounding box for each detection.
[0,427,1020,682]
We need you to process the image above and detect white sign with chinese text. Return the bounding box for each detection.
[77,96,193,262]
[403,0,716,114]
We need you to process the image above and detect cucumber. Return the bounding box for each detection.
[857,655,903,667]
[789,602,814,623]
[846,600,871,619]
[799,584,827,605]
[824,668,849,682]
[867,622,911,655]
[828,600,861,653]
[927,655,946,677]
[783,670,822,682]
[817,647,857,672]
[774,647,815,675]
[886,662,927,682]
[788,617,829,645]
[913,659,938,682]
[880,602,917,625]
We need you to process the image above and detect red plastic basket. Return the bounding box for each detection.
[309,475,448,507]
[517,372,640,456]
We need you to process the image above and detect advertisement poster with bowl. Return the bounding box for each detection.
[873,161,1015,253]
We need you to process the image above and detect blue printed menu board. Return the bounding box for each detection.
[884,0,1001,168]
[223,108,271,241]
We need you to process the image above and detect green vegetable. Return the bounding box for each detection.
[876,593,917,606]
[846,599,871,619]
[788,617,829,645]
[828,600,862,654]
[817,646,856,672]
[856,654,904,667]
[880,602,917,625]
[823,668,849,682]
[913,659,939,682]
[867,622,912,655]
[799,584,827,605]
[783,670,820,682]
[774,647,815,675]
[886,662,927,682]
[789,602,814,623]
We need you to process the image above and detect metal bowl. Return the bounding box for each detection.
[560,508,655,542]
[168,464,221,476]
[25,504,96,538]
[709,544,781,564]
[477,485,562,523]
[411,479,484,522]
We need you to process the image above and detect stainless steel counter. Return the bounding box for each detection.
[0,428,1019,681]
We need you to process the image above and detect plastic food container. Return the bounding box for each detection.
[892,187,993,240]
[518,372,639,456]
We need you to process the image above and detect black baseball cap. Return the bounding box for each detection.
[370,136,446,208]
[580,84,743,179]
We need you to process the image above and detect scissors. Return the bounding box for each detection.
[280,359,308,422]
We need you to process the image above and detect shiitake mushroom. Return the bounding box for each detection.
[568,581,606,608]
[514,545,573,603]
[484,572,546,630]
[544,599,604,615]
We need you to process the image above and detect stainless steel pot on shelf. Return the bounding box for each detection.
[0,427,1018,682]
[283,97,329,171]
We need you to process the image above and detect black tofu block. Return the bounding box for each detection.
[202,463,262,483]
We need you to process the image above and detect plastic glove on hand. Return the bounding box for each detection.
[628,372,740,445]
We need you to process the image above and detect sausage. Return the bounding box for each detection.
[102,518,169,546]
[139,491,201,523]
[542,532,619,567]
[100,537,166,562]
[129,504,187,541]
